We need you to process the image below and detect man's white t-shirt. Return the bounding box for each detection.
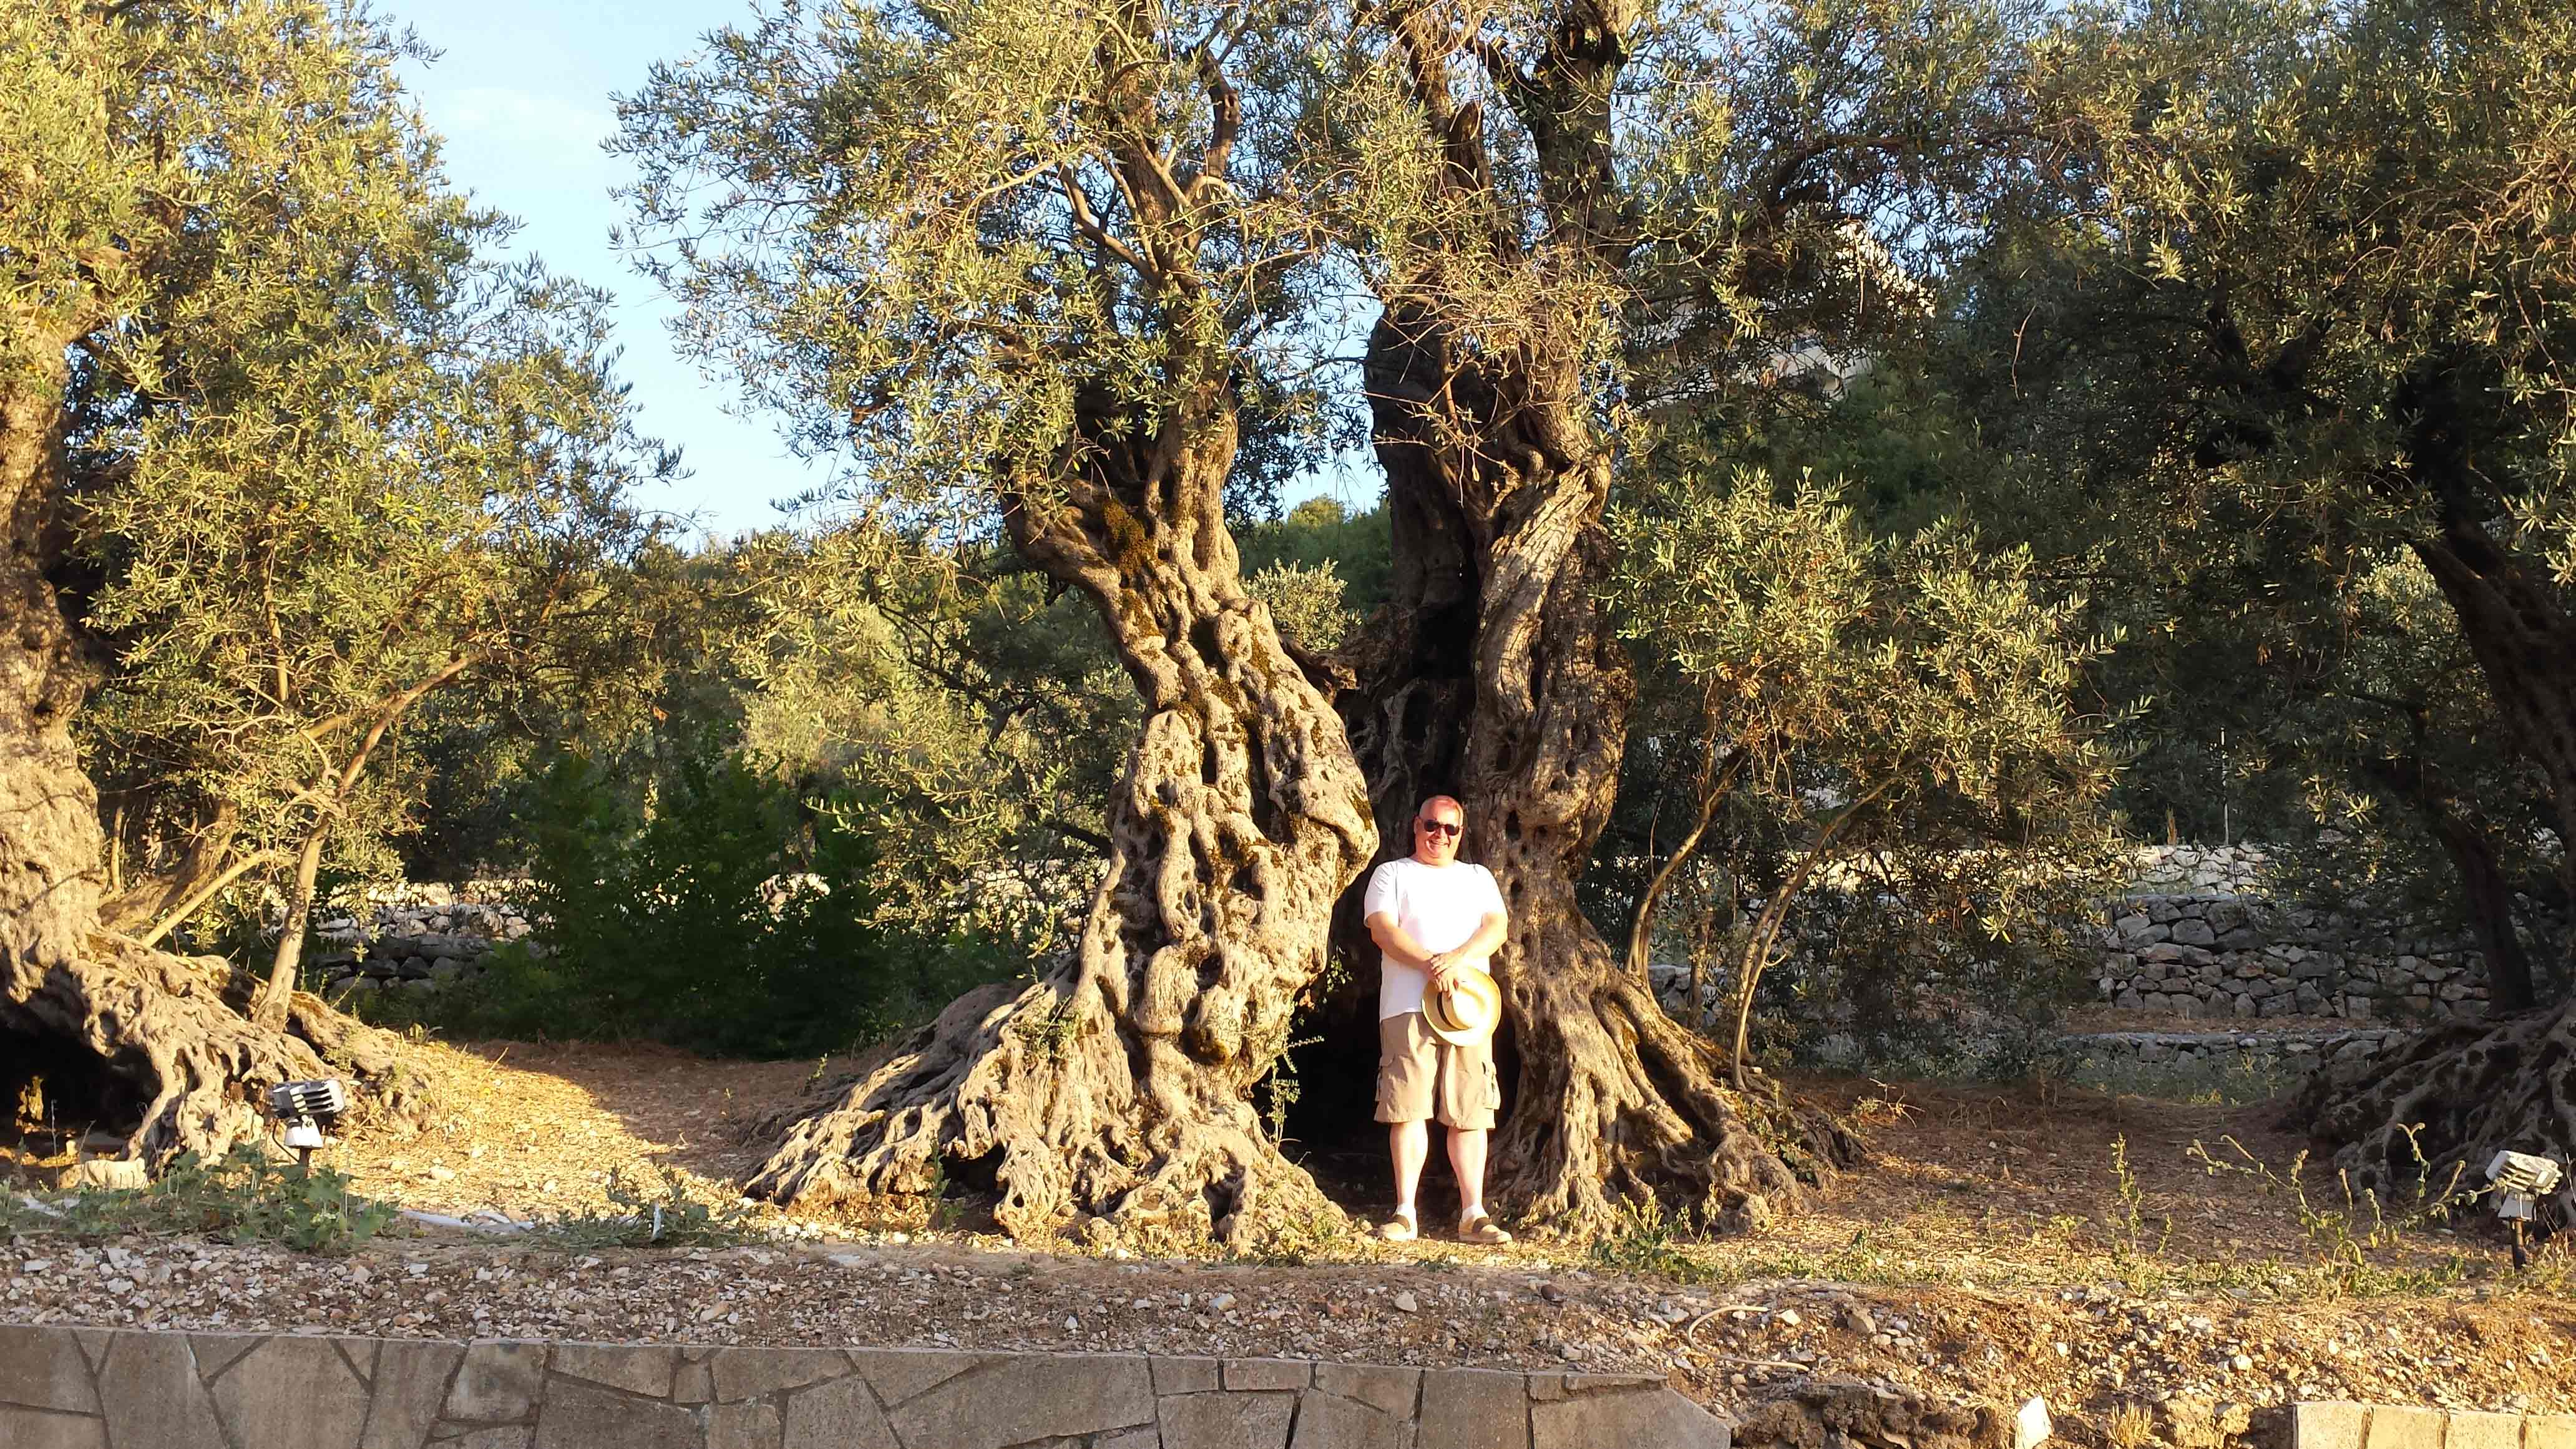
[1364,857,1506,1020]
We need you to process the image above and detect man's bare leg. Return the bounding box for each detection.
[1387,1120,1428,1236]
[1450,1126,1511,1241]
[1447,1125,1487,1221]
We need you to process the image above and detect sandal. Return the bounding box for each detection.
[1378,1209,1419,1242]
[1458,1211,1513,1245]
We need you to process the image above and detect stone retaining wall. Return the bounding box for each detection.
[2291,1400,2575,1449]
[0,1322,1729,1449]
[2057,1028,2406,1077]
[2099,895,2494,1023]
[312,894,534,998]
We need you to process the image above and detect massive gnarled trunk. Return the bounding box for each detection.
[1349,306,1852,1235]
[1330,0,1855,1235]
[749,391,1378,1245]
[3,357,409,1161]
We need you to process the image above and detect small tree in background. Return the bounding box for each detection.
[1,0,571,1157]
[397,748,1011,1058]
[1609,470,2122,1086]
[79,270,671,1029]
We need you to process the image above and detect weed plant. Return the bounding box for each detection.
[2,1144,397,1254]
[532,1164,767,1250]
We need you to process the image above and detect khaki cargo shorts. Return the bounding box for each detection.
[1375,1010,1500,1130]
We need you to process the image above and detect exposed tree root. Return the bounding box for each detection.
[2291,1002,2576,1215]
[748,975,1346,1247]
[1492,921,1861,1236]
[2,937,415,1164]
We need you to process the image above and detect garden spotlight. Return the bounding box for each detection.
[268,1078,348,1171]
[2485,1150,2563,1270]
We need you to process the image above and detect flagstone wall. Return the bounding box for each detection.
[0,1322,1731,1449]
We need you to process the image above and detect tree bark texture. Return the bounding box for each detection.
[3,362,409,1162]
[2292,1000,2576,1219]
[748,392,1378,1246]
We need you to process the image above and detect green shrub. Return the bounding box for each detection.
[365,748,1014,1056]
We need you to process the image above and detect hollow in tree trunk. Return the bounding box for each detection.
[747,391,1377,1246]
[1,359,410,1163]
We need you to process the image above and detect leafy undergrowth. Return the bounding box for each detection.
[4,1144,398,1255]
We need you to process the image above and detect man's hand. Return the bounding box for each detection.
[1425,951,1456,992]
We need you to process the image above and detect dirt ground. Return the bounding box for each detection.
[7,1037,2572,1438]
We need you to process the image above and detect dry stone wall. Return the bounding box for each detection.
[2098,847,2505,1023]
[0,1322,1730,1449]
[2055,1027,2408,1078]
[308,883,535,999]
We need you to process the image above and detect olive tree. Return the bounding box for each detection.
[618,0,1378,1242]
[1608,470,2121,1087]
[76,268,668,1031]
[1307,0,2039,1228]
[1948,0,2576,1196]
[0,0,524,1158]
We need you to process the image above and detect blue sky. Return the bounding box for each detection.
[397,0,827,540]
[396,0,1377,543]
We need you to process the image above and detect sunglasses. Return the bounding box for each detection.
[1415,819,1462,837]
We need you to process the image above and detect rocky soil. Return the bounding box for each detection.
[3,1231,2567,1437]
[7,1039,2572,1445]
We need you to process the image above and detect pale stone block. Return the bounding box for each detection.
[1312,1364,1417,1419]
[1533,1388,1729,1449]
[848,1349,984,1408]
[1224,1360,1313,1392]
[95,1331,229,1449]
[212,1335,374,1449]
[781,1373,897,1449]
[2364,1404,2444,1449]
[185,1332,268,1381]
[532,1379,704,1449]
[2292,1402,2373,1449]
[1099,1430,1165,1449]
[552,1342,677,1399]
[2447,1413,2522,1449]
[889,1355,1155,1449]
[0,1325,99,1414]
[2527,1416,2576,1449]
[1159,1390,1296,1449]
[363,1340,467,1449]
[1293,1390,1407,1449]
[445,1342,550,1423]
[708,1347,845,1402]
[1418,1369,1531,1449]
[1153,1356,1223,1395]
[708,1400,782,1449]
[672,1362,716,1405]
[0,1405,109,1449]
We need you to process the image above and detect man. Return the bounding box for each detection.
[1364,794,1512,1244]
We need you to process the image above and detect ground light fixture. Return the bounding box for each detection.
[268,1078,348,1171]
[2484,1149,2564,1270]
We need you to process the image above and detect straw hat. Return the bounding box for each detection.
[1423,969,1502,1046]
